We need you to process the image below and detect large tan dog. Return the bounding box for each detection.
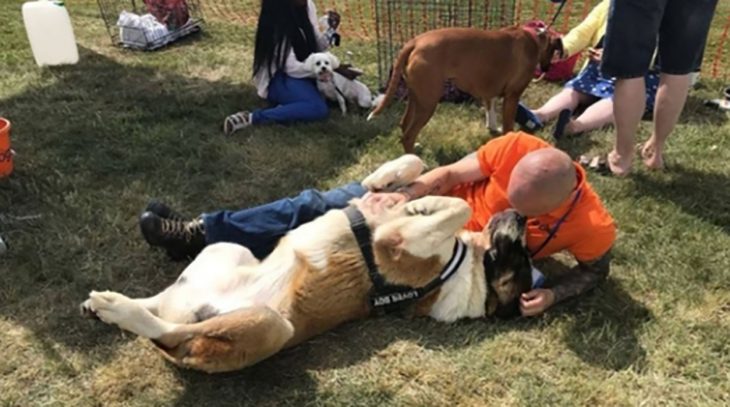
[368,26,561,153]
[80,155,533,373]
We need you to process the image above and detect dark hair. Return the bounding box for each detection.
[253,0,320,78]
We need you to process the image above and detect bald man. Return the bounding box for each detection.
[140,132,616,317]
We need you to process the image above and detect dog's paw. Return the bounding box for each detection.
[87,291,143,330]
[80,298,100,320]
[405,196,470,217]
[405,200,432,216]
[362,155,424,192]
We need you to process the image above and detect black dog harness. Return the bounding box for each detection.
[344,206,467,316]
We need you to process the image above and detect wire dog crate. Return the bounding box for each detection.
[374,0,517,89]
[97,0,205,50]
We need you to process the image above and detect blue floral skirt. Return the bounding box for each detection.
[566,60,660,112]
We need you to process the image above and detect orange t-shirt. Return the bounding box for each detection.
[448,132,616,262]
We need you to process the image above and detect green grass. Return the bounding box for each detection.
[1,1,729,406]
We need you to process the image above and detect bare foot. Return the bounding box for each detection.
[641,142,664,170]
[607,150,632,177]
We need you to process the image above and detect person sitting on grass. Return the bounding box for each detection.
[223,0,332,135]
[138,132,617,317]
[515,0,661,140]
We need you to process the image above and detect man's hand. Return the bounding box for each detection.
[519,288,555,317]
[362,191,409,214]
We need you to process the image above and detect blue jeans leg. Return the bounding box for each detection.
[251,73,329,125]
[202,182,367,259]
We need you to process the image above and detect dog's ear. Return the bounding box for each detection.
[304,54,317,73]
[327,52,341,69]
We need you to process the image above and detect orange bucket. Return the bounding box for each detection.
[0,118,13,177]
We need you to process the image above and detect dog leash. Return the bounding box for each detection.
[530,188,582,257]
[546,0,569,29]
[344,206,467,316]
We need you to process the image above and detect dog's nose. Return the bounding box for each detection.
[515,213,527,226]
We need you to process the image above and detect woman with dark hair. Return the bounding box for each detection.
[224,0,330,135]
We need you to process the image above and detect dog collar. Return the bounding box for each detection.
[344,206,468,315]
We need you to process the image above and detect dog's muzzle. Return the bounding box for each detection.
[318,70,333,82]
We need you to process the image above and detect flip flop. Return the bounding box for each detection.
[553,108,572,140]
[515,102,544,133]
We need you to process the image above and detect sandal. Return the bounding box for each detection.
[515,102,544,133]
[553,109,572,140]
[578,154,611,175]
[223,111,252,135]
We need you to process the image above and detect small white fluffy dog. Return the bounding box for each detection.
[304,52,377,115]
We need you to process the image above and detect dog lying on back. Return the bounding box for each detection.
[80,155,533,373]
[304,52,379,115]
[368,25,561,153]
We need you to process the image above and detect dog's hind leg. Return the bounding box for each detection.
[82,290,165,319]
[152,306,294,373]
[83,290,178,338]
[400,98,437,153]
[399,74,442,153]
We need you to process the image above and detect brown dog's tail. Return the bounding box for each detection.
[367,41,416,121]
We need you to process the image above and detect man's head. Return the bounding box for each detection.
[507,148,576,217]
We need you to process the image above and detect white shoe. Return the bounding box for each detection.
[223,111,252,135]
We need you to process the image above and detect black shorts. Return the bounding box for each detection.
[601,0,718,78]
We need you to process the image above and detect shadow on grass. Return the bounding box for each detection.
[632,164,730,234]
[538,258,653,372]
[169,310,537,406]
[0,45,395,354]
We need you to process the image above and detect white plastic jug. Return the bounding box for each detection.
[22,0,79,66]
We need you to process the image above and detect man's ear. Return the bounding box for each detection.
[328,52,341,69]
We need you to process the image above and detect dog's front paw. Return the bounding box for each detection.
[362,155,424,192]
[80,298,100,320]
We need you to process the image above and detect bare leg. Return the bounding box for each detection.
[608,77,646,176]
[565,98,615,135]
[533,88,588,123]
[641,73,691,170]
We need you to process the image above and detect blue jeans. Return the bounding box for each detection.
[251,72,329,124]
[602,0,718,78]
[202,182,367,259]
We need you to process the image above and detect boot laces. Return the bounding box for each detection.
[160,217,204,242]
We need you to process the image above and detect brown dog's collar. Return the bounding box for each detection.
[522,25,542,42]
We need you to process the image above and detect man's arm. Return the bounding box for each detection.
[550,250,612,303]
[397,152,485,200]
[362,153,486,213]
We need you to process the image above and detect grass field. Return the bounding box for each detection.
[1,0,729,405]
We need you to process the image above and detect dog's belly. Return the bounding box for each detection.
[157,211,355,324]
